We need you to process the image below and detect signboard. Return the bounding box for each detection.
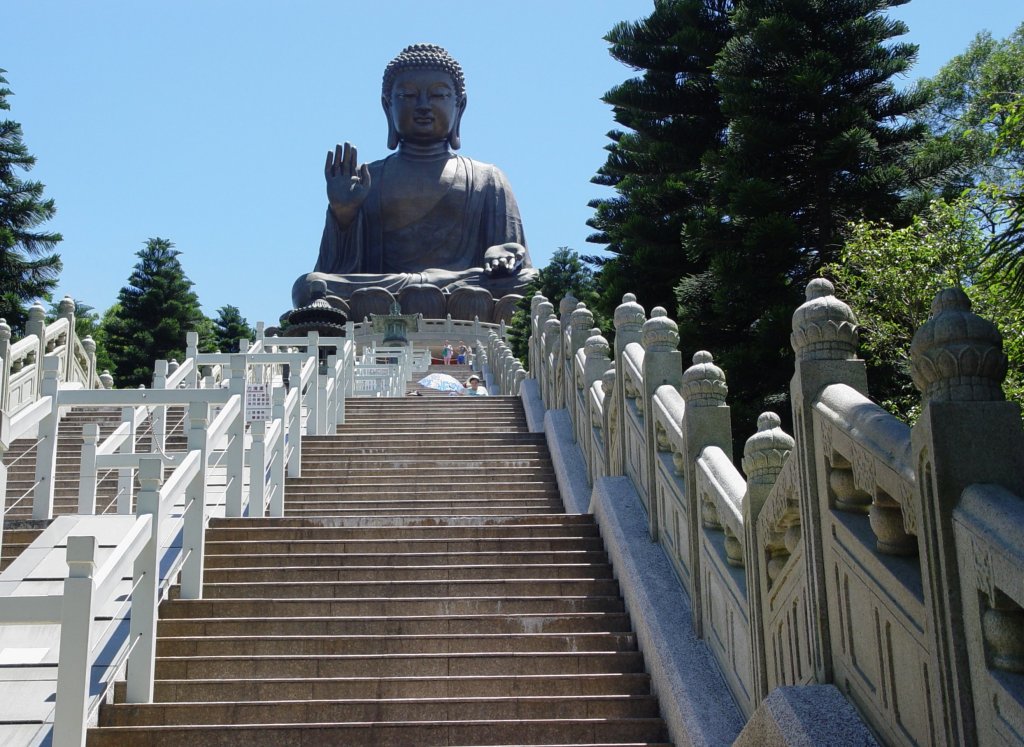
[245,383,271,422]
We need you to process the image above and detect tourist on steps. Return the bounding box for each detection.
[464,375,488,396]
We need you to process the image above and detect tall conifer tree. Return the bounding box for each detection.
[680,0,929,433]
[104,238,208,388]
[587,0,732,322]
[0,69,62,333]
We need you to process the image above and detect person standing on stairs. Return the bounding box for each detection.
[442,340,453,365]
[463,375,488,396]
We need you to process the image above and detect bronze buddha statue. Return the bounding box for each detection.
[291,43,538,323]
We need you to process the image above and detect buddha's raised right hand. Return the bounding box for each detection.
[325,142,371,229]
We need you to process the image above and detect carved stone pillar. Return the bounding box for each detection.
[641,307,682,541]
[680,350,733,633]
[612,294,645,480]
[910,288,1024,746]
[742,412,795,702]
[789,278,865,684]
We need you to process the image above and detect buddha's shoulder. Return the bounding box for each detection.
[454,155,512,184]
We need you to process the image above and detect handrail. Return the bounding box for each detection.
[0,394,52,449]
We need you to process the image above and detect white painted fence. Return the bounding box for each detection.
[0,330,416,746]
[528,281,1024,747]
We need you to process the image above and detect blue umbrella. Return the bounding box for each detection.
[417,373,465,392]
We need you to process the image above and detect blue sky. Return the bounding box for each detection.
[3,1,1022,326]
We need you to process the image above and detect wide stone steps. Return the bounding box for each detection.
[203,549,612,568]
[155,630,636,656]
[89,720,669,746]
[100,693,661,726]
[89,396,669,747]
[148,649,646,680]
[115,671,654,701]
[155,611,631,637]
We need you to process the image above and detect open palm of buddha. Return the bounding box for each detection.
[291,43,538,322]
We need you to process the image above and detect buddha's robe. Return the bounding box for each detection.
[294,154,535,307]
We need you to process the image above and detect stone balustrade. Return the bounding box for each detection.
[526,279,1024,746]
[0,297,107,416]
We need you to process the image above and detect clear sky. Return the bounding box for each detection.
[3,1,1022,327]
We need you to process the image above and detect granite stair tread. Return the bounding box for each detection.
[88,395,670,747]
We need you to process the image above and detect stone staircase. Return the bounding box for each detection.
[1,406,187,570]
[89,395,671,746]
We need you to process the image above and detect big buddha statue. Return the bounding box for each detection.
[290,43,538,324]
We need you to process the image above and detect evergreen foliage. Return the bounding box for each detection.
[586,0,732,322]
[103,238,207,388]
[677,0,931,435]
[508,248,600,363]
[212,305,256,353]
[824,197,1023,421]
[0,69,62,333]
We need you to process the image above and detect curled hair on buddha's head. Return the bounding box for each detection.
[382,43,467,102]
[382,43,468,151]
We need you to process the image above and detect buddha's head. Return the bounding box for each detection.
[382,43,467,151]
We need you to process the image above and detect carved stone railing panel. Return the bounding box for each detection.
[652,386,690,589]
[814,383,917,552]
[955,484,1024,747]
[695,445,755,714]
[814,388,931,746]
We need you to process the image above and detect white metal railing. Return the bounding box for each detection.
[0,322,453,745]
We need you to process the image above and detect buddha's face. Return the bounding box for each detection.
[387,68,461,145]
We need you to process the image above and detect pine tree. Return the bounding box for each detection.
[586,0,732,322]
[212,304,255,353]
[507,248,600,361]
[682,0,930,435]
[0,69,62,333]
[103,238,208,388]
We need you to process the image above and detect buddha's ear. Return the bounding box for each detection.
[449,94,467,151]
[382,95,399,150]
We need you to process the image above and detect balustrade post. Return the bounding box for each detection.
[306,332,321,435]
[32,356,61,520]
[81,336,97,389]
[270,387,286,516]
[53,535,97,747]
[25,302,46,398]
[528,295,547,380]
[77,423,100,514]
[582,331,612,478]
[249,420,267,518]
[533,299,554,399]
[185,331,199,388]
[789,278,866,683]
[0,444,7,560]
[640,308,683,542]
[181,402,210,600]
[741,413,795,703]
[611,294,646,477]
[679,351,733,633]
[99,370,114,389]
[0,318,11,411]
[560,296,582,421]
[151,361,168,455]
[127,458,163,703]
[117,406,136,514]
[908,288,1024,745]
[225,357,246,518]
[542,317,562,409]
[58,296,76,381]
[288,355,303,478]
